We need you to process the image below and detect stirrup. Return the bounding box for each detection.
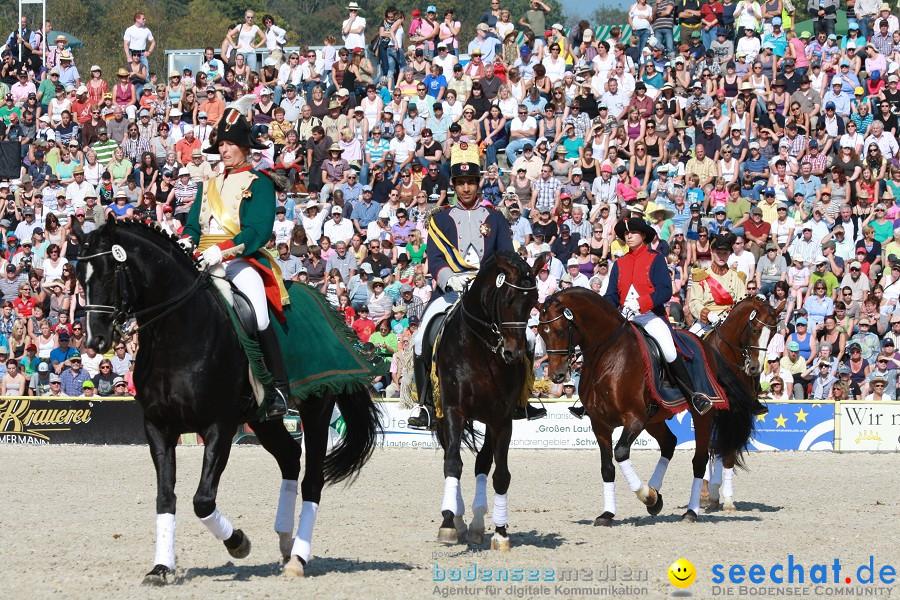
[568,403,586,419]
[513,401,547,421]
[407,404,433,430]
[691,393,713,416]
[265,388,289,420]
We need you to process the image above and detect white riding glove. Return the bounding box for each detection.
[177,237,194,252]
[447,274,473,293]
[623,298,641,314]
[198,245,223,270]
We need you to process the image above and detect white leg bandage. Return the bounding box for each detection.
[711,456,724,486]
[648,457,670,492]
[455,479,465,517]
[687,477,703,514]
[274,479,298,534]
[492,492,509,528]
[441,477,460,514]
[603,482,616,516]
[473,473,488,511]
[722,467,735,498]
[703,459,712,481]
[290,501,319,563]
[617,459,643,492]
[199,508,234,541]
[153,513,176,570]
[226,258,270,329]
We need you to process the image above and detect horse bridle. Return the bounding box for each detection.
[538,294,629,365]
[460,271,537,355]
[711,300,777,376]
[80,244,209,339]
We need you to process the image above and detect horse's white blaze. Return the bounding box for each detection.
[755,325,772,373]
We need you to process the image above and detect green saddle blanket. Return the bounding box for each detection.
[272,282,382,402]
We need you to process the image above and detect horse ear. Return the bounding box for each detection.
[531,252,550,279]
[103,214,117,237]
[774,299,787,315]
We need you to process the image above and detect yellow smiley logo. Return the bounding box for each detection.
[668,558,696,588]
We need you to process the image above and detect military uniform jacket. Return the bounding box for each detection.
[603,244,672,317]
[689,266,746,322]
[427,203,514,293]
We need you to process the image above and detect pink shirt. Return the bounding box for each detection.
[616,176,640,203]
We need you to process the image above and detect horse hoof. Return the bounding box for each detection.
[438,528,459,544]
[225,529,251,559]
[722,500,736,512]
[278,531,293,562]
[454,516,468,541]
[467,529,485,545]
[682,510,698,523]
[707,498,720,511]
[490,534,510,552]
[636,485,658,507]
[594,511,615,527]
[141,564,171,586]
[646,492,664,516]
[282,555,305,577]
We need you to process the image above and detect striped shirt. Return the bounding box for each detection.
[92,139,119,165]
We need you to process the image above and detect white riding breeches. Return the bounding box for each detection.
[226,258,270,330]
[630,312,677,363]
[414,293,455,355]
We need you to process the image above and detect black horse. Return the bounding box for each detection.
[431,251,547,551]
[76,218,380,583]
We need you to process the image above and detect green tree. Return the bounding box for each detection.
[589,6,629,27]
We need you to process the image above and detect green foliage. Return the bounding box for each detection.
[589,6,629,27]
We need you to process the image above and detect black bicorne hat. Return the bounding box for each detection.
[204,108,267,153]
[710,232,737,251]
[614,217,656,242]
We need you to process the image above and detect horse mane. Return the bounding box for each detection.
[553,286,625,323]
[112,219,197,270]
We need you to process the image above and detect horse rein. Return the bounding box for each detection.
[80,245,210,339]
[460,272,537,356]
[538,295,629,366]
[710,299,777,376]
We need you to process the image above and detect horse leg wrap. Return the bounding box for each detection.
[473,474,488,512]
[492,493,509,528]
[722,467,735,499]
[648,457,670,492]
[703,459,712,482]
[274,480,298,534]
[153,513,176,570]
[711,456,724,486]
[441,477,460,514]
[200,508,234,541]
[688,477,703,515]
[456,480,465,517]
[290,501,319,563]
[603,482,616,517]
[616,459,643,492]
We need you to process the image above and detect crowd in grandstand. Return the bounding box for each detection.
[2,2,900,400]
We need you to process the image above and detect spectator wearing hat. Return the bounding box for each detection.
[780,340,808,398]
[59,351,89,396]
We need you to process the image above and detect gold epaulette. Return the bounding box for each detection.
[692,267,709,281]
[424,205,447,229]
[735,270,747,282]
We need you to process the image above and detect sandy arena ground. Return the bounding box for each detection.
[1,446,897,600]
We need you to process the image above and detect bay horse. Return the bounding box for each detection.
[76,218,380,584]
[538,287,757,524]
[701,295,779,511]
[432,251,547,551]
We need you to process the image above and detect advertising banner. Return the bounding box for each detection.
[749,402,835,451]
[0,397,145,445]
[837,402,900,452]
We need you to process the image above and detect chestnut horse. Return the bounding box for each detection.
[701,295,780,510]
[538,288,757,524]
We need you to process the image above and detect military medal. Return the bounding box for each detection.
[479,223,491,237]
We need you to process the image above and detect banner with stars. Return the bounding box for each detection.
[749,402,835,451]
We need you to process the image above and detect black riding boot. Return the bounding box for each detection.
[668,355,713,415]
[258,324,290,420]
[407,351,434,430]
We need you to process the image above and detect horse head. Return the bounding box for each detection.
[76,216,197,352]
[464,251,547,364]
[720,294,780,377]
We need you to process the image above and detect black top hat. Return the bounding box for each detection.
[204,108,267,153]
[710,232,737,251]
[614,218,656,242]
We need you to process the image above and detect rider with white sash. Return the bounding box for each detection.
[571,217,713,417]
[181,106,290,419]
[407,143,546,429]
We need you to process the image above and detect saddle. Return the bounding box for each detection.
[633,324,728,415]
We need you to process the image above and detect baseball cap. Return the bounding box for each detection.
[787,341,800,351]
[38,362,49,373]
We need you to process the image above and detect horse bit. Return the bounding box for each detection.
[711,305,777,376]
[461,272,536,356]
[79,244,209,339]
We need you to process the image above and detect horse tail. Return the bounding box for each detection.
[323,387,382,484]
[710,349,756,470]
[461,419,483,453]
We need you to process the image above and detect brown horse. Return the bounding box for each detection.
[700,295,780,511]
[538,288,757,523]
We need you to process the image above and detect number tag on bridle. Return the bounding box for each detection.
[111,245,128,263]
[495,273,505,288]
[563,308,574,321]
[749,310,757,321]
